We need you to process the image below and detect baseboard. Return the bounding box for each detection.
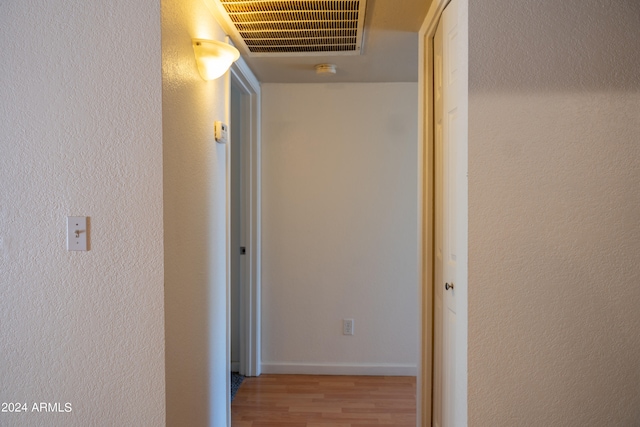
[231,361,240,372]
[260,362,416,376]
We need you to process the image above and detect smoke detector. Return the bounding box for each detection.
[207,0,368,57]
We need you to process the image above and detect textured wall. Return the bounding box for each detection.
[162,0,230,425]
[468,1,640,425]
[0,0,165,426]
[261,83,419,374]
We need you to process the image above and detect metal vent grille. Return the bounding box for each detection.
[214,1,367,56]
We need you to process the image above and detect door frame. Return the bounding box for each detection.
[230,56,261,377]
[418,0,465,425]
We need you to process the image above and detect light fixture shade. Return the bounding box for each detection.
[192,39,240,81]
[315,64,337,75]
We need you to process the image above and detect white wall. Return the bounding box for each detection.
[261,83,419,375]
[0,1,165,426]
[468,1,640,425]
[162,0,231,425]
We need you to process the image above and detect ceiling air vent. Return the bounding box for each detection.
[210,1,368,56]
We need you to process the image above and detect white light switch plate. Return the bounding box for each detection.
[67,216,87,251]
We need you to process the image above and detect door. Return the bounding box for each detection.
[230,83,243,374]
[433,0,466,425]
[432,12,444,427]
[229,62,262,379]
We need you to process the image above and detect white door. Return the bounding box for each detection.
[433,0,467,425]
[432,12,444,427]
[230,83,243,374]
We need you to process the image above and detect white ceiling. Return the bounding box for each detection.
[224,0,432,83]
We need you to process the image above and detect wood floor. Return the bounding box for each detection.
[231,374,416,427]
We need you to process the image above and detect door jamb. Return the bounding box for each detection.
[417,1,451,425]
[230,57,261,378]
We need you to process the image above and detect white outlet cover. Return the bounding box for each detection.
[67,216,88,251]
[343,318,354,335]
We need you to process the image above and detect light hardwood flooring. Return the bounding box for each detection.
[231,374,416,427]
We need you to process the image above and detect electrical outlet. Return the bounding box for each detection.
[343,318,354,336]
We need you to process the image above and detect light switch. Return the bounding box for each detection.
[67,216,88,251]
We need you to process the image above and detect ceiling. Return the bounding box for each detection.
[218,0,432,83]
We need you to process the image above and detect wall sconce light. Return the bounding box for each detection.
[315,64,337,75]
[192,39,240,81]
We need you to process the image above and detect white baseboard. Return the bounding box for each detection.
[260,362,416,376]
